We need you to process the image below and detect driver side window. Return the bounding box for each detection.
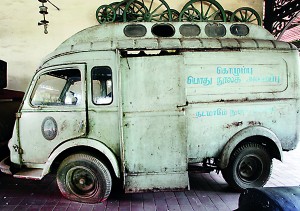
[31,69,82,106]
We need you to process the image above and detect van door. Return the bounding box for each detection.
[18,64,86,164]
[120,55,188,192]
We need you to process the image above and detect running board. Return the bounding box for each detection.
[0,157,12,175]
[0,157,43,180]
[13,169,43,180]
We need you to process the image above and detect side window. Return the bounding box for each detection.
[31,69,82,106]
[92,66,112,105]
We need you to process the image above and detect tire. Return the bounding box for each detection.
[57,153,112,203]
[221,143,272,192]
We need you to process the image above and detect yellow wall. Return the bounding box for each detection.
[0,0,263,91]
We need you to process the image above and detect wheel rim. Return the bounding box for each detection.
[180,7,202,22]
[237,155,263,183]
[96,5,116,24]
[123,0,171,22]
[160,9,179,21]
[179,0,226,22]
[66,166,99,198]
[215,10,234,22]
[110,2,127,22]
[123,0,148,22]
[231,7,262,25]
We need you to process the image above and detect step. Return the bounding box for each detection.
[13,168,43,180]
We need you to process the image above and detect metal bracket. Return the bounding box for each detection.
[13,145,23,155]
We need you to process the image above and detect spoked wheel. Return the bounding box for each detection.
[96,5,116,24]
[123,0,172,22]
[160,9,180,21]
[215,10,235,22]
[109,1,127,22]
[221,143,272,192]
[57,153,112,203]
[179,0,226,22]
[230,7,262,25]
[179,7,202,22]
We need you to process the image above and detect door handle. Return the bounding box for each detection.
[177,101,189,108]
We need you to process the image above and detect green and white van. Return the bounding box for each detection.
[1,22,299,203]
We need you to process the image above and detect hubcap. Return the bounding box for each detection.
[66,166,99,197]
[238,155,263,182]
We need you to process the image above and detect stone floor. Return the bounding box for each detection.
[0,146,299,211]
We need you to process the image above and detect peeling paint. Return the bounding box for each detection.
[248,121,262,126]
[224,121,243,129]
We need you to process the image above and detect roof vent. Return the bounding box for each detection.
[180,24,200,37]
[205,23,226,37]
[230,24,249,36]
[152,23,175,37]
[124,24,147,37]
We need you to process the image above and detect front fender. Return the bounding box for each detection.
[219,126,283,169]
[41,138,120,178]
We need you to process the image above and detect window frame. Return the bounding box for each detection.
[91,66,113,106]
[29,67,83,108]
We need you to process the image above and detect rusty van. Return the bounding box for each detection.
[1,22,299,203]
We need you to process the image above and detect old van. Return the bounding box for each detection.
[1,21,299,203]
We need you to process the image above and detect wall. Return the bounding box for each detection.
[0,0,263,92]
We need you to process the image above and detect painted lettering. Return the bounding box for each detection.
[230,109,245,117]
[247,75,280,83]
[187,76,212,86]
[217,66,253,76]
[196,108,227,118]
[217,77,241,86]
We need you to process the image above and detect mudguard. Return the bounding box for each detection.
[42,138,120,178]
[219,126,283,169]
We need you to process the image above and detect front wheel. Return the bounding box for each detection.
[221,143,272,191]
[57,153,112,203]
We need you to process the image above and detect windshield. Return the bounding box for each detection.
[30,69,82,106]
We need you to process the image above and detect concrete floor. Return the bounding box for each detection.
[0,146,299,211]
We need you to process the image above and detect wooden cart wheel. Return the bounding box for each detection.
[123,0,172,22]
[109,1,127,22]
[160,9,180,21]
[179,0,226,22]
[230,7,262,25]
[215,10,235,22]
[179,7,202,22]
[96,5,116,24]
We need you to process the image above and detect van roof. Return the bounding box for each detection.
[42,22,297,66]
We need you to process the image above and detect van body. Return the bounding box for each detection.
[1,22,299,203]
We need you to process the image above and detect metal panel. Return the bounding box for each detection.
[187,101,297,162]
[184,51,288,99]
[120,55,188,191]
[18,64,87,164]
[122,56,186,112]
[125,172,189,193]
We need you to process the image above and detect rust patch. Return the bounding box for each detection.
[224,121,243,129]
[248,121,262,126]
[60,120,68,132]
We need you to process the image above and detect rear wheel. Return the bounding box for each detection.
[221,143,272,191]
[57,153,112,203]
